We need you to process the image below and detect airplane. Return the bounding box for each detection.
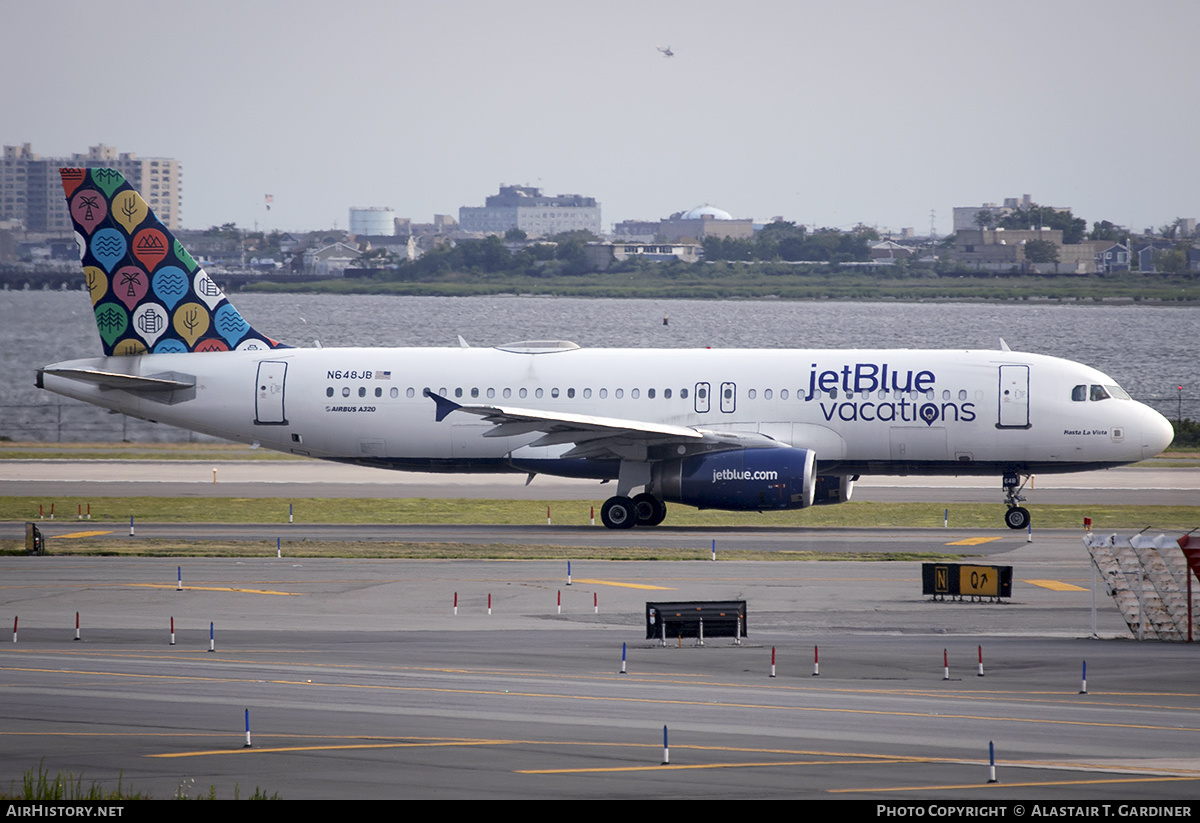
[38,168,1175,530]
[657,45,674,57]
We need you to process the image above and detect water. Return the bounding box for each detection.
[2,289,1195,441]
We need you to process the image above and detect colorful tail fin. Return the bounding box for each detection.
[60,167,285,355]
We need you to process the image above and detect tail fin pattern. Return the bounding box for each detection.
[60,167,285,356]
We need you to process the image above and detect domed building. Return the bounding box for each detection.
[658,204,753,243]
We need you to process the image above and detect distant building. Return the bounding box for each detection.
[948,227,1099,274]
[585,241,701,270]
[952,194,1079,233]
[869,240,915,260]
[302,242,363,276]
[1,143,182,231]
[459,185,601,237]
[349,207,396,236]
[612,220,661,242]
[1095,242,1130,273]
[657,205,753,243]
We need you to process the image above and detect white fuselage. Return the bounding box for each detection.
[40,345,1174,481]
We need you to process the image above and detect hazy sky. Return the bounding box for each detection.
[5,0,1197,235]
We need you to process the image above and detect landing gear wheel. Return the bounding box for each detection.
[601,496,638,530]
[1005,506,1030,530]
[632,493,667,527]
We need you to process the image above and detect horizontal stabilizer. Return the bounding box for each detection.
[39,367,194,392]
[38,368,196,404]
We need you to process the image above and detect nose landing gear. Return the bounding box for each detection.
[1002,472,1031,530]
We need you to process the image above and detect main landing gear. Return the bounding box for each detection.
[601,493,667,529]
[1002,472,1030,530]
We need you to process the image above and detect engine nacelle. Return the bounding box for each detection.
[653,446,816,511]
[812,474,855,506]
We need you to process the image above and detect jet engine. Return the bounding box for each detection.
[812,474,856,506]
[652,446,816,511]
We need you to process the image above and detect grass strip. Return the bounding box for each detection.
[3,496,1198,530]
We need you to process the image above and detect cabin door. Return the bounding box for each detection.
[997,365,1030,428]
[255,361,288,425]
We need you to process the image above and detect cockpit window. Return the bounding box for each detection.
[1090,384,1110,401]
[1106,384,1131,400]
[1071,385,1087,402]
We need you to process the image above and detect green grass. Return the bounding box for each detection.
[0,537,964,561]
[4,496,1197,531]
[0,761,279,801]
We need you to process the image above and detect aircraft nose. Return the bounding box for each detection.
[1140,405,1175,459]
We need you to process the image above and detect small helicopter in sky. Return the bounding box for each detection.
[657,45,674,58]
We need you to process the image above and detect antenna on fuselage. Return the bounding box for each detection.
[458,335,470,348]
[999,338,1011,351]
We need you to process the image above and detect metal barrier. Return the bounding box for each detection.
[646,601,747,642]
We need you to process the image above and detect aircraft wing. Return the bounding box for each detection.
[425,390,775,460]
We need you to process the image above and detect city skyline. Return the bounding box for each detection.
[4,0,1197,235]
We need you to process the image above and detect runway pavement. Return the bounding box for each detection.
[4,542,1200,800]
[3,459,1200,800]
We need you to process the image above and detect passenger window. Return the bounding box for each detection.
[1072,385,1087,401]
[487,388,495,398]
[828,388,838,399]
[470,387,479,398]
[358,387,366,398]
[663,388,671,399]
[551,388,559,398]
[599,388,607,398]
[764,389,772,400]
[535,388,543,399]
[455,388,463,398]
[631,388,640,399]
[748,389,757,399]
[519,388,527,398]
[681,388,688,399]
[583,388,591,398]
[342,387,350,397]
[616,389,624,399]
[326,387,333,397]
[503,388,511,398]
[567,388,575,398]
[780,389,788,400]
[647,388,655,399]
[375,387,382,398]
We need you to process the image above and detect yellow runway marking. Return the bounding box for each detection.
[1025,579,1089,591]
[150,740,505,758]
[520,758,913,775]
[945,537,1002,546]
[831,775,1200,792]
[570,578,673,590]
[126,583,300,596]
[54,530,114,538]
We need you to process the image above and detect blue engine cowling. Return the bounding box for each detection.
[652,447,816,511]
